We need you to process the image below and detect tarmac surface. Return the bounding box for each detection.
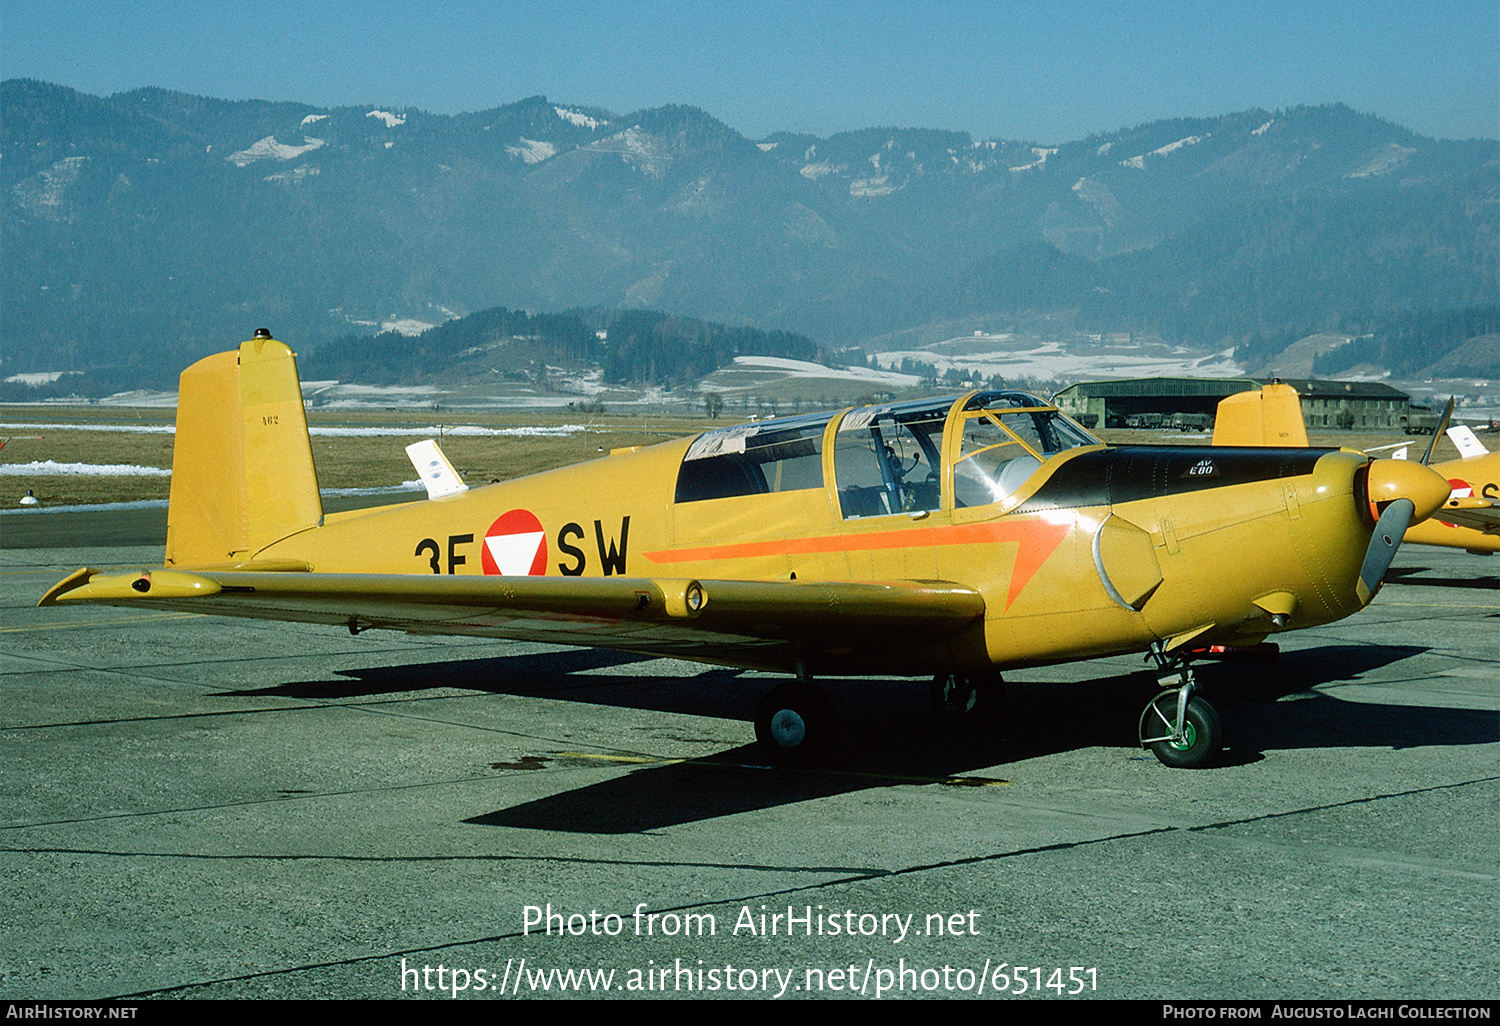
[1,515,1496,1001]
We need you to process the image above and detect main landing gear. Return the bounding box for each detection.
[753,655,1223,768]
[930,670,1003,723]
[754,681,836,763]
[754,669,1003,764]
[1138,645,1223,769]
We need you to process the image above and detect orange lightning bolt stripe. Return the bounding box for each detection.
[642,518,1074,609]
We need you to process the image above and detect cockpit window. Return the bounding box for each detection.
[834,398,947,518]
[677,391,1099,512]
[953,392,1100,508]
[675,413,830,503]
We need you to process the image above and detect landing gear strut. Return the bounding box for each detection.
[1138,645,1222,769]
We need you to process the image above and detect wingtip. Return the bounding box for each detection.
[38,567,97,606]
[38,568,222,605]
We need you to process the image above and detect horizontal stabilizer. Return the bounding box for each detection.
[1447,424,1489,459]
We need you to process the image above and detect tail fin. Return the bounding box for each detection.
[165,334,322,567]
[1213,382,1308,448]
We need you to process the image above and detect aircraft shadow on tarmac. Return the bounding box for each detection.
[1386,565,1500,591]
[229,638,1493,834]
[466,644,1496,833]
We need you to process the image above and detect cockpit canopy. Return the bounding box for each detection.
[675,391,1102,517]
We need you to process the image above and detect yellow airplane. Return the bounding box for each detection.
[41,333,1454,769]
[1215,383,1500,554]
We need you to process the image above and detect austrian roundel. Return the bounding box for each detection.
[480,509,548,576]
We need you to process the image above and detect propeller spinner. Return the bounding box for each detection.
[1356,458,1452,604]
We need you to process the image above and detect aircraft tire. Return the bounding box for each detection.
[755,682,835,763]
[930,671,1002,723]
[1145,693,1223,769]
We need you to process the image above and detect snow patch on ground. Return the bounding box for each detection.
[873,338,1244,383]
[380,318,438,336]
[367,110,406,128]
[731,356,920,386]
[264,165,319,185]
[4,372,78,386]
[1010,147,1057,172]
[0,421,174,434]
[228,136,325,166]
[850,176,896,197]
[555,106,605,130]
[506,138,557,163]
[1,460,170,476]
[1,499,168,515]
[1153,135,1205,157]
[1348,143,1416,178]
[1121,135,1205,170]
[310,425,585,438]
[12,156,88,217]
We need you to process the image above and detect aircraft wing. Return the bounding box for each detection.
[39,568,986,670]
[1432,496,1500,534]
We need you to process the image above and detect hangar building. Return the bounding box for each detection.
[1052,377,1413,431]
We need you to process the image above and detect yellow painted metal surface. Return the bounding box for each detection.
[1213,382,1309,447]
[165,338,322,566]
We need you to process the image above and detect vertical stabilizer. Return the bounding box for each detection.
[1213,382,1308,448]
[165,335,322,566]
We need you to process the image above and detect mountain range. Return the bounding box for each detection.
[3,79,1496,388]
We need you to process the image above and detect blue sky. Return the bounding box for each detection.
[3,0,1496,142]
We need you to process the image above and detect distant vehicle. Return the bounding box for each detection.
[42,333,1454,768]
[1170,413,1214,432]
[1406,406,1444,434]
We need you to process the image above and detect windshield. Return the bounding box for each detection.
[953,392,1100,508]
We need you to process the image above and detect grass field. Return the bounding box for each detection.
[1,407,710,507]
[0,403,1469,510]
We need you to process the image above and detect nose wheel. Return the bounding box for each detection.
[1139,654,1223,768]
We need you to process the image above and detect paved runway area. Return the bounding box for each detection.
[1,534,1495,1000]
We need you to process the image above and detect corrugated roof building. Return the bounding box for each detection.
[1053,377,1412,431]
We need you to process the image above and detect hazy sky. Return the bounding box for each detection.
[3,0,1496,142]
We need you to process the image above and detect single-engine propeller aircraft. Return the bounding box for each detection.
[1214,384,1500,554]
[41,333,1456,768]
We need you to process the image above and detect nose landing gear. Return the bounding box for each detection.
[1139,646,1223,769]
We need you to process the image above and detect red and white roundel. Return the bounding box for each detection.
[480,509,548,576]
[1448,477,1473,499]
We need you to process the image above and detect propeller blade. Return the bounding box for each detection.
[1419,396,1455,466]
[1357,497,1415,605]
